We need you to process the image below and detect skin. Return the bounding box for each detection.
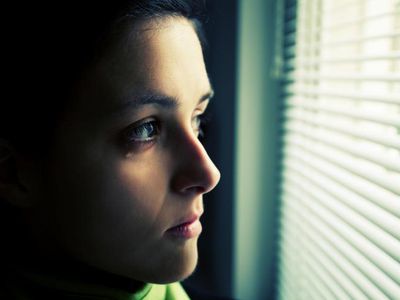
[24,17,221,284]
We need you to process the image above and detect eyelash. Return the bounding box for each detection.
[122,118,160,146]
[193,112,210,138]
[121,112,209,151]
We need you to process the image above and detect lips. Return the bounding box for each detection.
[166,214,203,239]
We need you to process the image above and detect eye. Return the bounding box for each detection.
[123,119,160,143]
[192,112,209,138]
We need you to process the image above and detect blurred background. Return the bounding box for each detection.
[184,0,400,299]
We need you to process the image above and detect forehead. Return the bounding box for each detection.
[75,17,211,116]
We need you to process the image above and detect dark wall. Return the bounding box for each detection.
[183,0,238,298]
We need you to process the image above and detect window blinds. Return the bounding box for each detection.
[277,0,400,299]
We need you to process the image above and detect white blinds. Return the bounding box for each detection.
[277,0,400,299]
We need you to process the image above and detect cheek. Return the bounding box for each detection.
[116,146,173,215]
[115,158,170,229]
[46,149,171,246]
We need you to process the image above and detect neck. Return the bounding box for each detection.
[7,248,145,294]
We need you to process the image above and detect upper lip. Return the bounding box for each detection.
[168,211,203,230]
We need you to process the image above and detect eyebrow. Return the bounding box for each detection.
[115,89,214,114]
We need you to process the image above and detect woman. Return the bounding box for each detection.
[0,1,222,299]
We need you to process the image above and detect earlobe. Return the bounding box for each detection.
[0,140,34,208]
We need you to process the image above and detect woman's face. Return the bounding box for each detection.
[32,17,220,283]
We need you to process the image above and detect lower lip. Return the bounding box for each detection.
[166,219,202,239]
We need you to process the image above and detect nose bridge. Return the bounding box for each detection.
[186,132,210,163]
[171,130,220,194]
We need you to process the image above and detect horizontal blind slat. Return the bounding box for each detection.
[281,221,347,299]
[285,98,400,127]
[321,11,399,31]
[284,18,297,34]
[321,32,400,47]
[282,156,400,263]
[285,108,400,149]
[285,72,400,82]
[283,168,400,283]
[284,87,400,105]
[284,120,400,172]
[293,52,400,65]
[284,46,296,59]
[281,214,366,300]
[284,135,400,195]
[281,212,372,300]
[321,0,361,14]
[279,241,323,300]
[284,32,296,47]
[303,251,352,300]
[282,142,400,241]
[280,233,351,299]
[283,196,390,300]
[284,5,297,22]
[278,273,297,300]
[295,32,400,49]
[285,189,399,299]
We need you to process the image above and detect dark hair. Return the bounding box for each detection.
[1,0,206,156]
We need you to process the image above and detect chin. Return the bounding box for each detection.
[156,250,198,283]
[85,238,201,286]
[146,240,200,284]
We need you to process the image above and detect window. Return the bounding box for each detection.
[277,0,400,299]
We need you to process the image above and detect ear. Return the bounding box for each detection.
[0,139,36,208]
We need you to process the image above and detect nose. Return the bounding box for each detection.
[170,134,221,195]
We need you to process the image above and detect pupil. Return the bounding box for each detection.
[136,122,154,138]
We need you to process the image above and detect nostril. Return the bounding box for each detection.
[171,159,220,196]
[180,185,206,195]
[171,175,204,195]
